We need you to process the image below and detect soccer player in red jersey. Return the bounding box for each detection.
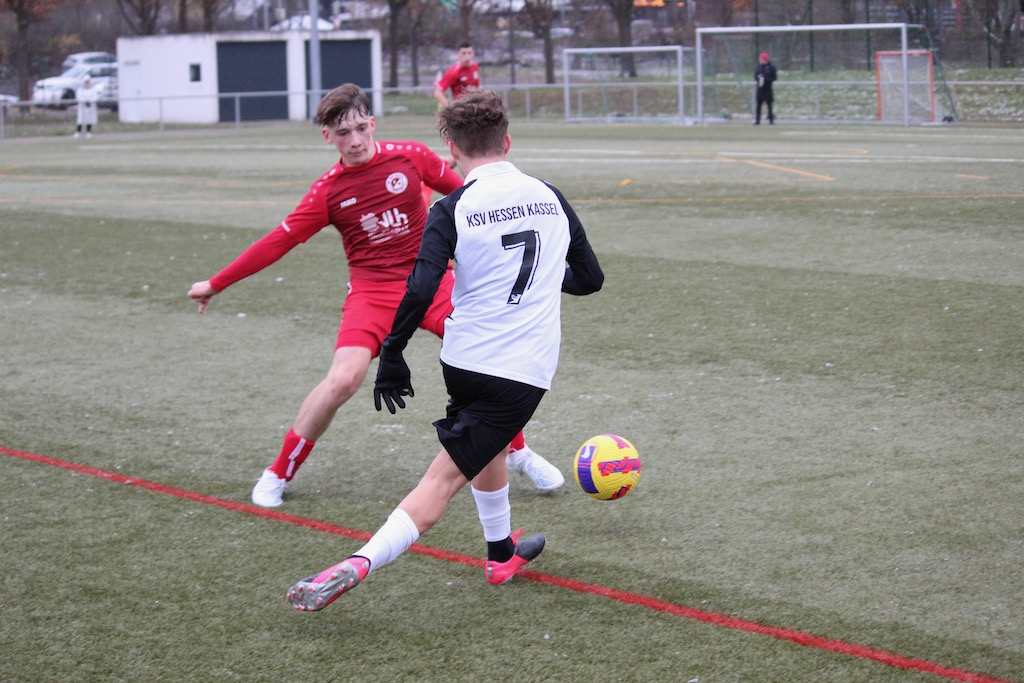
[433,41,480,107]
[187,84,563,508]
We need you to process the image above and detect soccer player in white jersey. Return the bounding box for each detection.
[287,89,604,611]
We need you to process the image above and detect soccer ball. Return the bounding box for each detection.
[573,434,641,501]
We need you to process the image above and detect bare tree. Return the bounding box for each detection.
[116,0,165,34]
[197,0,230,31]
[522,0,556,83]
[663,0,692,46]
[965,0,1021,66]
[0,0,61,100]
[838,0,856,24]
[408,0,441,87]
[385,0,411,86]
[892,0,929,23]
[601,0,635,76]
[698,0,733,29]
[455,0,477,42]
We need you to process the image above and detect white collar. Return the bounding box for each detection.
[464,160,517,183]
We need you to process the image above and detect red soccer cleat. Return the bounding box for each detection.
[485,529,545,585]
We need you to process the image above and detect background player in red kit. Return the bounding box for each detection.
[188,83,564,508]
[426,41,480,206]
[433,41,480,107]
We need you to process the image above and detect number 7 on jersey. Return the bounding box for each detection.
[502,230,541,305]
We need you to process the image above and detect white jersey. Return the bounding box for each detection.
[442,161,571,388]
[381,160,603,391]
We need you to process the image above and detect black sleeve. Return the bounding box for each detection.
[547,183,604,296]
[380,198,458,357]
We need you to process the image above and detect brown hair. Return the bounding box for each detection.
[437,88,508,158]
[315,83,371,128]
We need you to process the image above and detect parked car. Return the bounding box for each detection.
[62,51,117,71]
[1,92,19,113]
[32,63,118,110]
[269,14,335,30]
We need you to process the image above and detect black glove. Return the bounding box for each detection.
[374,351,414,414]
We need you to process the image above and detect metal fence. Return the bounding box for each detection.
[2,79,1023,139]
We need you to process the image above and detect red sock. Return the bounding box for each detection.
[509,431,526,452]
[269,429,315,481]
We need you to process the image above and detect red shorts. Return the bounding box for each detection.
[335,267,455,356]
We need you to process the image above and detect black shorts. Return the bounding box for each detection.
[434,362,546,481]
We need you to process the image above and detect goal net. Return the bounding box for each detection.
[876,50,939,123]
[562,46,689,123]
[695,23,956,125]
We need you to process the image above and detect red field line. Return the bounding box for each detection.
[2,446,1015,683]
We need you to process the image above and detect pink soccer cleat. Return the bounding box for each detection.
[485,529,546,585]
[287,556,370,611]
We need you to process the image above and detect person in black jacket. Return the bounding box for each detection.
[755,52,777,124]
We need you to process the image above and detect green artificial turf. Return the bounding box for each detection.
[1,119,1021,682]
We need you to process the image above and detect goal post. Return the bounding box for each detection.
[695,23,943,126]
[876,50,935,123]
[562,46,687,123]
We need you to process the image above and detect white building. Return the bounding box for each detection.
[116,30,381,124]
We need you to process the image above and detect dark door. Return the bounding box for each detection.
[309,39,373,104]
[217,41,288,122]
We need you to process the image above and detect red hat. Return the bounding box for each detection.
[759,52,769,61]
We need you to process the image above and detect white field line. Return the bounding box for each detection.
[513,155,1024,164]
[80,143,1024,165]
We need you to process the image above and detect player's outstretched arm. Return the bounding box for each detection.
[188,280,218,313]
[433,86,448,107]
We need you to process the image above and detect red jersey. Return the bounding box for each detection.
[435,61,480,100]
[210,141,462,290]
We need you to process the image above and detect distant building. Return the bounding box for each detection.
[116,30,381,124]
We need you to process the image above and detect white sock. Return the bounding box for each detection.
[472,484,511,542]
[354,508,420,572]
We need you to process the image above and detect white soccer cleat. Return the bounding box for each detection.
[251,468,287,507]
[507,447,564,491]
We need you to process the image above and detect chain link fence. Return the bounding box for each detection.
[2,77,1023,139]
